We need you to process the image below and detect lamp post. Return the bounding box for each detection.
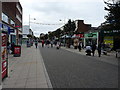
[59,19,66,47]
[0,1,2,89]
[28,15,36,43]
[29,14,36,30]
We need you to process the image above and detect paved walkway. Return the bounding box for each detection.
[2,44,52,88]
[61,46,118,66]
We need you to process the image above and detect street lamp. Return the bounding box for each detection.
[29,14,36,30]
[59,19,67,47]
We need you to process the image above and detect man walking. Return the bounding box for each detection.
[35,40,38,49]
[97,43,101,57]
[91,44,96,56]
[42,40,44,47]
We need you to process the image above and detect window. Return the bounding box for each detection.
[2,13,9,23]
[16,14,22,22]
[16,3,22,14]
[10,19,15,26]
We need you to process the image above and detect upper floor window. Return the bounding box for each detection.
[2,13,9,23]
[16,3,22,14]
[16,14,22,22]
[10,19,15,26]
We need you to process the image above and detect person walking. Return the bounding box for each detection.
[50,40,53,48]
[11,42,15,54]
[35,40,38,49]
[41,40,44,47]
[91,44,96,56]
[46,39,50,48]
[97,43,102,57]
[78,41,82,52]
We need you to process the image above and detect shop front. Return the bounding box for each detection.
[101,29,120,50]
[84,32,98,47]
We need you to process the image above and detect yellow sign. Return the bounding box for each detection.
[104,36,113,48]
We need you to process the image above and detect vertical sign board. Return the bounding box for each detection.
[1,32,7,79]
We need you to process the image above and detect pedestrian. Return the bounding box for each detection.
[78,41,82,52]
[11,42,15,54]
[46,39,50,48]
[74,38,79,49]
[50,40,53,48]
[97,43,101,57]
[91,44,96,56]
[41,40,44,47]
[85,45,92,56]
[35,40,38,49]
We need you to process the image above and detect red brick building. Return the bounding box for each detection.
[2,2,22,44]
[75,20,91,33]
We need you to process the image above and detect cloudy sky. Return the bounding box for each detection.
[19,0,108,37]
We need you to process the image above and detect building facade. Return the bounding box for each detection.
[2,2,22,45]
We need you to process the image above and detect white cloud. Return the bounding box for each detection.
[20,0,107,37]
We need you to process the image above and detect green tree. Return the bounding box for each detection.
[102,1,120,30]
[63,19,76,36]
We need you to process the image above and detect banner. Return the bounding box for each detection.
[1,32,7,79]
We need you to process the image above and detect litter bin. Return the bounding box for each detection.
[14,45,21,57]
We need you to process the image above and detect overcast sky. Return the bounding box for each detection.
[19,0,107,37]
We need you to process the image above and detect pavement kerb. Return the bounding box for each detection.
[38,45,53,88]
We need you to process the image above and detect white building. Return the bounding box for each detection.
[22,25,34,43]
[23,25,30,38]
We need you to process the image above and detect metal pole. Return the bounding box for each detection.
[0,1,2,89]
[29,14,30,30]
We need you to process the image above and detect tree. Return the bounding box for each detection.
[102,1,120,30]
[63,19,76,36]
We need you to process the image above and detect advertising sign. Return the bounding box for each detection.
[1,32,7,79]
[104,36,113,48]
[85,32,98,38]
[75,34,84,38]
[14,45,21,57]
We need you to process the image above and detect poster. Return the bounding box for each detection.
[1,32,7,79]
[104,36,113,48]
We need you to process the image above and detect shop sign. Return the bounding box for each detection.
[104,36,113,48]
[85,32,98,38]
[75,34,84,38]
[104,30,120,34]
[2,24,9,32]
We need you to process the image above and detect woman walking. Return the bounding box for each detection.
[97,43,101,57]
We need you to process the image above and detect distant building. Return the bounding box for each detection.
[22,25,34,43]
[74,20,91,33]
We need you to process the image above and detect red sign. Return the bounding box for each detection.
[14,46,21,54]
[2,61,7,78]
[75,34,84,38]
[1,32,8,79]
[2,34,6,46]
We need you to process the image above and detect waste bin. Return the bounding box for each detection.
[14,45,21,57]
